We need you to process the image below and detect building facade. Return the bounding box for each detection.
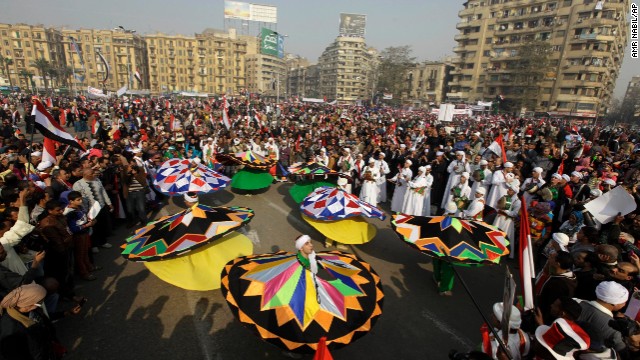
[146,33,196,94]
[450,0,629,117]
[621,75,640,121]
[194,28,248,95]
[317,37,378,103]
[402,61,452,107]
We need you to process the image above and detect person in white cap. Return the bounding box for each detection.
[441,151,470,209]
[575,281,629,353]
[484,302,530,360]
[521,167,546,209]
[201,137,217,168]
[183,192,199,207]
[421,165,435,216]
[294,234,318,275]
[352,153,366,193]
[402,166,428,216]
[389,160,413,213]
[568,171,590,207]
[444,172,472,216]
[315,148,329,167]
[493,183,522,258]
[359,158,380,206]
[486,162,514,209]
[336,177,351,194]
[463,186,486,220]
[337,148,354,177]
[471,159,493,196]
[534,317,590,360]
[373,152,391,204]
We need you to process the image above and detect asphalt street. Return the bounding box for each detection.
[54,183,511,360]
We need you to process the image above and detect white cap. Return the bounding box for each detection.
[570,171,583,179]
[37,161,53,171]
[473,132,481,137]
[533,167,543,174]
[551,173,562,179]
[475,187,486,195]
[561,174,571,182]
[207,137,214,141]
[590,189,602,197]
[436,151,444,156]
[295,234,311,250]
[337,177,348,186]
[479,160,488,166]
[378,152,385,158]
[456,151,465,156]
[183,192,199,203]
[418,166,426,173]
[461,172,470,178]
[508,183,520,192]
[492,302,522,329]
[320,148,326,153]
[400,144,406,148]
[504,162,514,168]
[444,202,458,214]
[31,151,42,157]
[552,233,570,251]
[425,165,432,170]
[405,159,412,165]
[595,281,629,305]
[368,158,376,163]
[603,178,616,186]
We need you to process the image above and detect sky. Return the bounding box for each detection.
[1,0,639,99]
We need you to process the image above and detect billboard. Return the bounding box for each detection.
[250,4,277,23]
[261,28,284,58]
[224,1,277,23]
[339,13,366,38]
[224,1,251,20]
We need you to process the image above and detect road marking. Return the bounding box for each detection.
[258,197,307,229]
[239,228,261,248]
[420,308,476,349]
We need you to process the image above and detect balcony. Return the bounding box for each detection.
[452,46,466,53]
[168,53,175,58]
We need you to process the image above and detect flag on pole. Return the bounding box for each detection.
[486,134,507,163]
[91,117,99,135]
[42,137,57,165]
[96,50,110,84]
[14,128,21,138]
[169,114,176,131]
[32,100,85,151]
[69,36,85,68]
[221,95,231,130]
[519,195,535,311]
[134,70,142,84]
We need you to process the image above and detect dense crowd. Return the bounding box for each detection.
[0,90,638,359]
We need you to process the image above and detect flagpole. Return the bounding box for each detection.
[26,101,38,178]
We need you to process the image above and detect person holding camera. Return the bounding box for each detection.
[123,164,149,229]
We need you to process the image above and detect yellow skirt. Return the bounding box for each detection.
[144,232,253,291]
[302,215,377,245]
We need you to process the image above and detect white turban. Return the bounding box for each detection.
[595,281,629,305]
[425,165,432,170]
[493,302,522,329]
[504,162,514,168]
[561,174,571,182]
[183,192,198,203]
[479,160,488,166]
[37,161,53,171]
[461,172,470,178]
[436,151,444,156]
[571,171,583,179]
[475,187,486,195]
[456,151,465,156]
[295,234,311,250]
[603,178,616,186]
[418,166,426,173]
[368,158,376,163]
[294,235,318,274]
[405,160,412,166]
[533,167,543,174]
[551,173,562,179]
[378,153,386,158]
[552,233,570,251]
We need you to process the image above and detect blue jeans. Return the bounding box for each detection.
[126,191,148,225]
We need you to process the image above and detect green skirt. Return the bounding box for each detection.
[231,169,273,191]
[289,180,336,203]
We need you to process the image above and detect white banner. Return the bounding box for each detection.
[584,186,637,224]
[87,86,108,99]
[116,86,128,97]
[477,101,493,107]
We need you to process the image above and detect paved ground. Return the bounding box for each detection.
[54,184,512,360]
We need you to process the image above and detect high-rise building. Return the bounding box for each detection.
[146,33,196,94]
[194,28,248,95]
[0,23,66,90]
[285,55,311,98]
[450,0,629,118]
[317,37,378,103]
[621,75,640,120]
[403,61,453,107]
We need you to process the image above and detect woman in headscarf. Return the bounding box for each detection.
[0,283,55,359]
[558,211,585,244]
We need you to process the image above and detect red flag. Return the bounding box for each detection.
[46,98,53,108]
[31,100,84,151]
[91,117,99,135]
[169,114,176,131]
[486,135,507,163]
[14,128,21,139]
[59,109,66,126]
[557,160,565,175]
[519,195,535,311]
[313,337,333,360]
[165,100,171,109]
[222,95,231,130]
[42,137,57,165]
[295,134,302,152]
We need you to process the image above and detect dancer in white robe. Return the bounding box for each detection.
[486,162,514,209]
[390,160,413,213]
[520,167,545,209]
[493,184,521,258]
[463,187,486,220]
[359,158,380,206]
[441,151,470,209]
[374,153,391,203]
[443,172,472,217]
[336,176,351,194]
[471,159,493,195]
[402,166,428,216]
[421,166,434,216]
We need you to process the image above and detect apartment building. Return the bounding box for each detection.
[317,37,378,103]
[450,0,628,117]
[621,75,640,120]
[146,33,197,94]
[403,61,453,106]
[0,23,66,90]
[193,28,248,95]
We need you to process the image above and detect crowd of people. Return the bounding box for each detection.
[0,90,638,359]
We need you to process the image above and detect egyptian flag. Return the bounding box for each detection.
[42,137,57,165]
[91,116,100,135]
[165,100,171,109]
[31,100,84,150]
[169,114,176,131]
[486,134,507,163]
[134,70,142,84]
[46,98,53,108]
[14,128,21,139]
[222,95,231,130]
[59,109,66,126]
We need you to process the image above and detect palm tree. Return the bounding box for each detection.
[19,69,34,92]
[58,66,73,88]
[31,58,51,92]
[0,55,14,89]
[47,67,59,88]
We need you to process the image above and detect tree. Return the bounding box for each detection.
[31,58,51,92]
[19,69,34,92]
[376,46,416,105]
[47,67,59,88]
[57,66,73,88]
[0,55,14,89]
[510,40,552,114]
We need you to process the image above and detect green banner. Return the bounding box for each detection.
[261,28,280,58]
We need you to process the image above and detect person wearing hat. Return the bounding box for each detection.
[521,167,546,209]
[389,160,413,213]
[493,183,522,258]
[575,281,629,354]
[315,148,329,167]
[373,152,391,204]
[471,159,493,197]
[421,165,435,216]
[482,302,530,360]
[536,251,577,325]
[533,317,590,359]
[24,150,42,178]
[601,178,616,193]
[201,137,217,168]
[486,162,515,210]
[402,166,428,216]
[294,235,319,275]
[463,186,486,220]
[359,158,380,207]
[352,153,366,194]
[337,148,354,177]
[568,171,590,208]
[444,172,472,216]
[183,192,199,207]
[441,150,470,210]
[336,176,351,194]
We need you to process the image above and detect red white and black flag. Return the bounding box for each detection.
[32,100,85,150]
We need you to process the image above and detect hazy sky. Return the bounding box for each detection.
[2,0,639,99]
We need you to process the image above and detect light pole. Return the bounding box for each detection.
[117,26,136,90]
